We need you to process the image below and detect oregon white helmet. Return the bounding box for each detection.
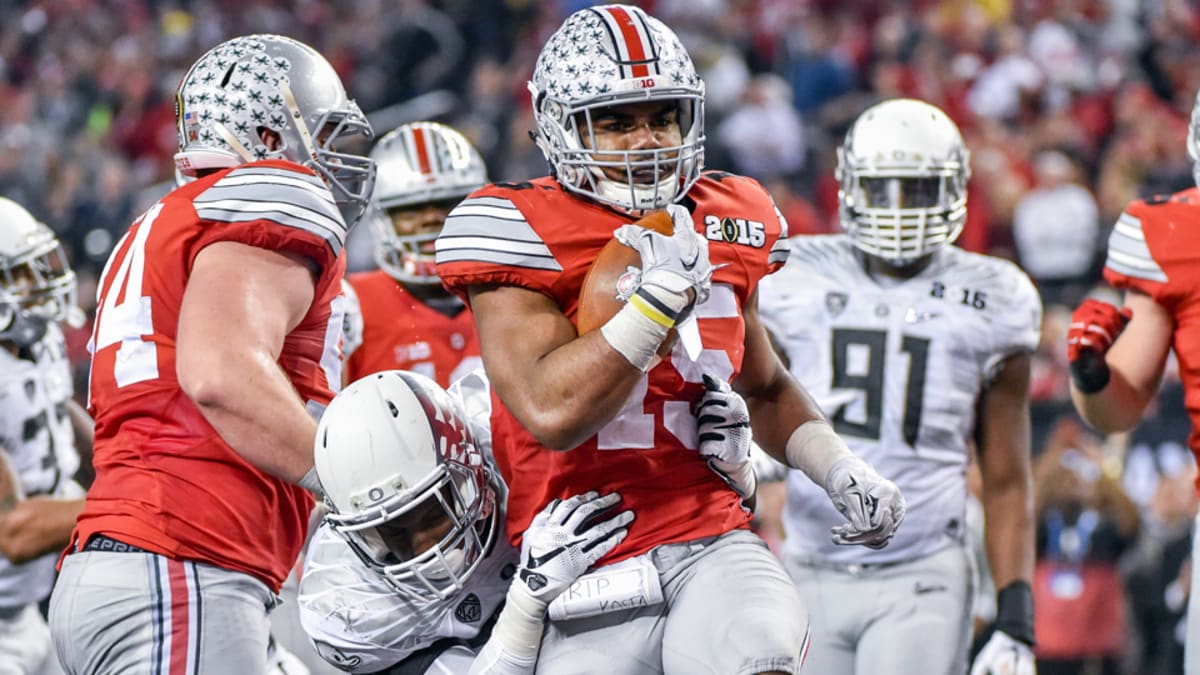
[0,197,77,346]
[369,122,488,283]
[530,4,705,214]
[314,370,498,600]
[837,98,970,264]
[174,34,376,223]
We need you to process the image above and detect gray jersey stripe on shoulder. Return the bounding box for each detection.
[443,211,546,245]
[437,248,563,272]
[1106,248,1167,282]
[194,197,346,242]
[195,204,344,254]
[1107,213,1155,264]
[198,174,342,223]
[448,204,527,224]
[437,234,558,261]
[459,195,519,209]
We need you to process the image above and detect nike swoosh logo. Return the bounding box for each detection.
[527,538,587,569]
[681,251,699,271]
[914,581,947,595]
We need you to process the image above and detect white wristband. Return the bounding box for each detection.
[599,301,672,372]
[783,420,857,489]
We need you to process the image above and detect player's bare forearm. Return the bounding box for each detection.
[182,345,319,482]
[470,284,646,450]
[178,241,320,483]
[0,496,84,564]
[981,475,1034,589]
[977,354,1035,588]
[1070,368,1153,434]
[1071,290,1171,433]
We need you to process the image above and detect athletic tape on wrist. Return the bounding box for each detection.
[783,420,857,488]
[491,582,549,659]
[600,302,672,372]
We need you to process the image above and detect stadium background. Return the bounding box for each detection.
[1,0,1196,672]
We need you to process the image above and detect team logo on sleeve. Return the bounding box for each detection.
[703,215,766,248]
[825,292,848,318]
[454,593,482,623]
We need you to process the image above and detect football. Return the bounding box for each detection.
[576,210,677,353]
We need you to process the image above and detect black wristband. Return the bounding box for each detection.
[1069,350,1111,394]
[995,580,1035,646]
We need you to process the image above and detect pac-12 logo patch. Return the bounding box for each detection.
[825,292,848,317]
[455,593,482,623]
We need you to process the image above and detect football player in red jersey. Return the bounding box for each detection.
[1067,88,1200,675]
[48,34,375,674]
[343,122,487,387]
[435,5,905,674]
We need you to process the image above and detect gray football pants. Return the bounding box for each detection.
[535,529,810,675]
[49,549,279,675]
[786,545,973,675]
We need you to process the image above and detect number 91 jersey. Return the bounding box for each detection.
[758,235,1040,564]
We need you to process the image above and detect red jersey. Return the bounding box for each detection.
[1104,188,1200,484]
[343,269,481,387]
[75,160,348,591]
[436,174,790,563]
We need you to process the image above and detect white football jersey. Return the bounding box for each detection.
[758,235,1040,564]
[0,323,82,606]
[298,368,518,674]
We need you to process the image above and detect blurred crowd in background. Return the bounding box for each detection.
[2,0,1198,672]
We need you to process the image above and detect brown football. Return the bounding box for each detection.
[576,210,677,354]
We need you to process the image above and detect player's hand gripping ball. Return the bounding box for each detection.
[577,210,677,354]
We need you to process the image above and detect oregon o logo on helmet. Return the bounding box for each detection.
[634,77,656,88]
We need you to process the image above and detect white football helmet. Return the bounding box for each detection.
[314,370,498,600]
[174,34,376,223]
[0,197,77,346]
[837,98,970,264]
[530,4,705,214]
[369,122,488,284]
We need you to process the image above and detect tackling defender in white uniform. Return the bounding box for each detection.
[298,369,755,674]
[0,197,90,675]
[759,99,1041,675]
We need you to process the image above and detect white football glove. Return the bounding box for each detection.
[970,630,1036,675]
[696,375,756,499]
[516,491,634,603]
[824,456,906,549]
[613,203,713,325]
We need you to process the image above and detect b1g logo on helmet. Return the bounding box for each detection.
[703,215,765,248]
